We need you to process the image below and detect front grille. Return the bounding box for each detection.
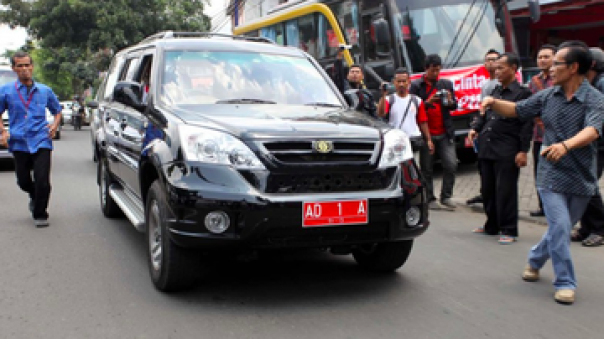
[263,168,396,193]
[452,111,478,131]
[262,140,378,165]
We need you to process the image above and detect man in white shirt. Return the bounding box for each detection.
[377,68,434,157]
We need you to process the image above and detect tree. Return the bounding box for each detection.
[1,0,212,99]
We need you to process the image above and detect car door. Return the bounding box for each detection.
[118,52,154,198]
[98,54,127,177]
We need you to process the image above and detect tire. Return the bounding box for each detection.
[146,180,199,292]
[352,240,414,272]
[98,159,122,218]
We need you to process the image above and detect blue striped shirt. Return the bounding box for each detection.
[0,80,61,153]
[516,80,604,196]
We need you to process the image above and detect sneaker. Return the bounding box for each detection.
[554,289,575,305]
[522,264,540,282]
[529,209,545,217]
[472,227,486,234]
[440,198,456,210]
[34,219,49,228]
[428,200,443,210]
[581,234,604,247]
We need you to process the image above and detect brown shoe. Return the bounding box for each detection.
[554,289,575,305]
[522,264,539,282]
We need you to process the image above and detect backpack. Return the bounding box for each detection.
[387,94,419,118]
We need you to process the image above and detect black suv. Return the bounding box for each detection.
[88,32,428,292]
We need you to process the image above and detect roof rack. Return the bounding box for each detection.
[139,31,275,45]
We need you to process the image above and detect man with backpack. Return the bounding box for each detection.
[377,68,434,160]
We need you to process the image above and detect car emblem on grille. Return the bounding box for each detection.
[314,140,333,153]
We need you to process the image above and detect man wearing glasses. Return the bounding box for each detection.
[480,41,604,305]
[0,51,62,228]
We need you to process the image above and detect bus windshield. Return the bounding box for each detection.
[0,69,17,86]
[391,0,504,71]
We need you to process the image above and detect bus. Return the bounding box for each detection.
[233,0,540,163]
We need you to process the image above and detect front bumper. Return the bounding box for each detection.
[161,161,428,250]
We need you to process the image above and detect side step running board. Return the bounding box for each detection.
[109,186,146,232]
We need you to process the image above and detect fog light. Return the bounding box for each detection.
[406,206,421,227]
[205,211,230,234]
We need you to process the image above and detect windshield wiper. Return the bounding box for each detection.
[216,98,276,104]
[304,102,342,108]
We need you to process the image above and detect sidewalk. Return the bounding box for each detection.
[432,152,604,225]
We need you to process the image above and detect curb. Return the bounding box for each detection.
[459,203,548,226]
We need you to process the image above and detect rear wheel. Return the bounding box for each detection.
[146,180,200,292]
[352,240,414,272]
[98,159,122,218]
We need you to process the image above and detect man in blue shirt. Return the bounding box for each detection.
[0,51,62,227]
[481,42,604,305]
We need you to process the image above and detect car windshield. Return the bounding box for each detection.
[159,51,342,107]
[391,0,504,71]
[0,69,17,86]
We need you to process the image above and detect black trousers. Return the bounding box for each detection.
[532,141,543,211]
[480,158,519,236]
[13,149,52,219]
[578,153,604,237]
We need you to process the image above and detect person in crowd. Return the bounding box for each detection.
[481,41,604,305]
[332,48,377,118]
[409,54,458,210]
[571,46,604,247]
[377,67,434,159]
[467,49,501,206]
[0,51,62,228]
[527,44,556,217]
[468,53,532,244]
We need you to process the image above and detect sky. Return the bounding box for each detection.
[0,0,230,61]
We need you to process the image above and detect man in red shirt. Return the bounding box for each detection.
[410,54,458,210]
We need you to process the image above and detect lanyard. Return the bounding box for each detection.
[15,81,35,112]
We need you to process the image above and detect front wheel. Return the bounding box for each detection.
[352,240,414,272]
[146,181,200,292]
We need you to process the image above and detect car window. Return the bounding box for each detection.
[159,51,341,107]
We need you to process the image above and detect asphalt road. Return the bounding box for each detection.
[1,128,603,339]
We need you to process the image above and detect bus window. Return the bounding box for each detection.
[298,15,318,58]
[328,0,360,54]
[285,20,300,49]
[261,24,285,45]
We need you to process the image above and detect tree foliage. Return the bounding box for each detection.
[1,0,211,99]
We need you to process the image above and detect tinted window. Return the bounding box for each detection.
[159,51,342,107]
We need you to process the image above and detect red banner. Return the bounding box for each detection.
[410,65,523,117]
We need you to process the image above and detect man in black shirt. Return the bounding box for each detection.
[468,53,532,244]
[332,49,377,118]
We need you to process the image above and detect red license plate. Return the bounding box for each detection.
[302,200,368,228]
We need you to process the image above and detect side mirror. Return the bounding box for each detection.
[528,0,541,23]
[344,89,362,111]
[114,81,145,112]
[372,18,391,47]
[87,101,99,109]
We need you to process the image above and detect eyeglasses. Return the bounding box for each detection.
[485,58,498,62]
[14,64,32,68]
[552,61,571,67]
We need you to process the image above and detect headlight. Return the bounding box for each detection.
[179,125,265,170]
[378,129,413,168]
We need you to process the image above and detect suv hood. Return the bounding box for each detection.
[173,105,388,140]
